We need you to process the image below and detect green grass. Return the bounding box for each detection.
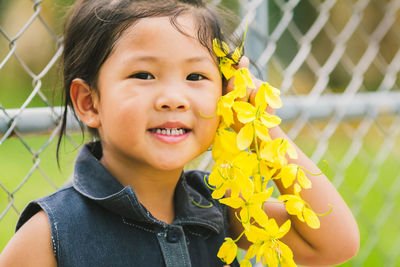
[0,134,82,251]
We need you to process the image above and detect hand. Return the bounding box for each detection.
[225,56,274,114]
[224,56,275,133]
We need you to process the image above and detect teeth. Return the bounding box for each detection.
[152,128,186,136]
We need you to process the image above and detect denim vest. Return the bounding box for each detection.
[16,142,239,267]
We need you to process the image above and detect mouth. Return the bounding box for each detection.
[148,127,191,136]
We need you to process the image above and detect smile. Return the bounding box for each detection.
[148,128,190,136]
[148,127,191,144]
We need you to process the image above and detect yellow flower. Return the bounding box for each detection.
[219,187,274,228]
[212,124,240,161]
[278,185,320,229]
[213,38,230,57]
[208,152,257,199]
[260,138,298,168]
[244,219,294,266]
[233,68,256,98]
[277,164,312,189]
[212,39,241,80]
[233,110,279,151]
[217,92,236,126]
[258,82,282,109]
[219,57,237,79]
[240,259,252,267]
[217,237,238,264]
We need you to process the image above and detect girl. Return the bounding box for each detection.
[0,0,359,266]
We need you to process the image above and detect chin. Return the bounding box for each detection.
[152,159,188,172]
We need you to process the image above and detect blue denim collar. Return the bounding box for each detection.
[73,142,224,234]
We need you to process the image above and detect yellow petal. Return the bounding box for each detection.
[285,198,304,215]
[239,259,252,267]
[217,238,237,264]
[265,218,279,235]
[218,104,234,126]
[265,84,282,109]
[276,219,291,239]
[234,152,257,175]
[240,68,256,89]
[286,141,298,159]
[280,164,298,188]
[236,175,254,201]
[294,183,302,195]
[265,246,279,267]
[254,120,271,142]
[233,101,256,124]
[232,47,241,63]
[277,194,296,202]
[237,123,254,150]
[260,139,279,161]
[234,71,247,92]
[245,244,258,260]
[303,208,320,229]
[250,187,273,203]
[208,170,223,187]
[220,58,236,79]
[219,197,244,209]
[240,206,250,222]
[297,168,312,189]
[218,129,240,155]
[260,113,281,128]
[213,39,229,57]
[211,184,228,199]
[255,83,268,108]
[249,206,269,227]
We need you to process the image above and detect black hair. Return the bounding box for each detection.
[56,0,238,163]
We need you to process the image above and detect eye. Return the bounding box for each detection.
[186,73,206,81]
[129,72,154,80]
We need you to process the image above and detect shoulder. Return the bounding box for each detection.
[0,210,56,267]
[16,184,80,231]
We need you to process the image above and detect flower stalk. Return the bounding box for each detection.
[209,37,331,267]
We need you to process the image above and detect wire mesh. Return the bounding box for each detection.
[1,0,400,265]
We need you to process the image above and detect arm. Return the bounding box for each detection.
[230,126,359,266]
[0,211,57,267]
[228,57,359,266]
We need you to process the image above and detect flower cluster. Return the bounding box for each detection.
[209,39,326,267]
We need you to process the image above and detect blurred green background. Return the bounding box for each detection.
[1,0,400,266]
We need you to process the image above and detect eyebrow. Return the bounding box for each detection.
[121,55,213,64]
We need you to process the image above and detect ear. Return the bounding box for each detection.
[70,78,101,128]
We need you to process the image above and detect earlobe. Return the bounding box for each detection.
[70,78,101,128]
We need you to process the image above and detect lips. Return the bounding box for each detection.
[148,122,191,134]
[147,122,191,143]
[148,128,189,136]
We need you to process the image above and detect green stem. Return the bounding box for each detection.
[189,196,213,208]
[302,160,329,176]
[199,109,217,119]
[233,230,246,243]
[252,121,263,191]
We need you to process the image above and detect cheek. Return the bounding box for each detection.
[99,102,145,141]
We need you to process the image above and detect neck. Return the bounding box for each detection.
[100,156,182,224]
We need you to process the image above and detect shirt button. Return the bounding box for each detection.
[166,227,181,243]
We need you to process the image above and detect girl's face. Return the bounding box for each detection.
[94,15,222,173]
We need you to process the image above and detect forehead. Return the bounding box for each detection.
[111,15,212,60]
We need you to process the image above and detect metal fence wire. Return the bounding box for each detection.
[1,0,400,265]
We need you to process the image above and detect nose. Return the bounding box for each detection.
[155,86,190,111]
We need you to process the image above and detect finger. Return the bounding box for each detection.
[225,56,251,95]
[237,55,250,69]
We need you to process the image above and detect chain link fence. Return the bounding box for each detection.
[1,0,400,265]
